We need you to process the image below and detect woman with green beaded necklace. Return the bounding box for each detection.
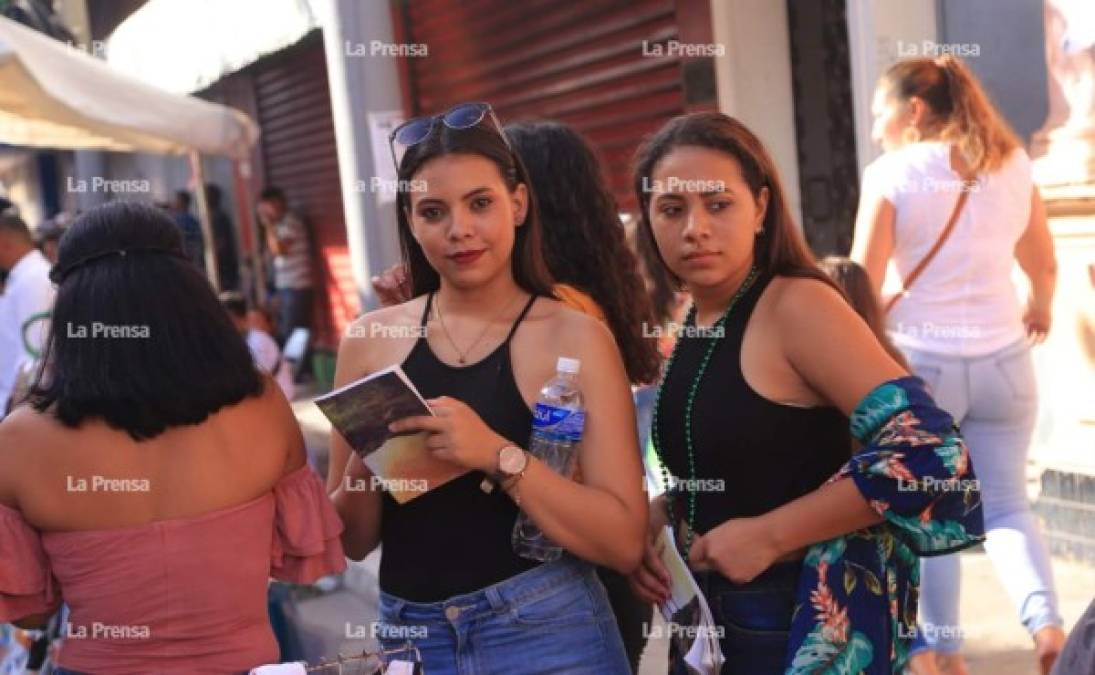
[627,113,984,674]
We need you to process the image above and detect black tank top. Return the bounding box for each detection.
[655,272,850,535]
[379,292,540,601]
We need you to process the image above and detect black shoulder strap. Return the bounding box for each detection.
[420,292,434,328]
[503,294,538,344]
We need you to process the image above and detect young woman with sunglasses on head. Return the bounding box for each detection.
[625,112,984,674]
[327,103,644,674]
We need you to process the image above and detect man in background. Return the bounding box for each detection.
[0,213,54,416]
[169,190,205,272]
[256,186,313,351]
[204,183,240,291]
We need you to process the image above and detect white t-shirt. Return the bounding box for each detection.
[863,142,1031,357]
[246,328,294,401]
[0,249,54,412]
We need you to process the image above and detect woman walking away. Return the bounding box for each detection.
[626,112,984,674]
[0,202,345,674]
[853,55,1062,675]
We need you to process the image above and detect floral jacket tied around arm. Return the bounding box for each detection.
[785,376,985,674]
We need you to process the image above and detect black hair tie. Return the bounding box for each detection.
[50,246,184,284]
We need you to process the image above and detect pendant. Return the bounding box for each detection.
[458,356,466,364]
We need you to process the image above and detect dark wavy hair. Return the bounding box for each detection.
[506,120,661,385]
[395,115,555,298]
[633,112,841,294]
[28,201,263,440]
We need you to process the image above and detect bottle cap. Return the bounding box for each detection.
[557,356,580,374]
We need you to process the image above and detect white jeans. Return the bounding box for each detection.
[902,339,1063,654]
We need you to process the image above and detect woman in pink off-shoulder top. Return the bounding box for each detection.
[0,202,345,674]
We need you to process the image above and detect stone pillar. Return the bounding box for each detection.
[314,0,405,314]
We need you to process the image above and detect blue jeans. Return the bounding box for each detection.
[275,287,313,346]
[903,339,1063,654]
[671,560,801,675]
[377,556,630,674]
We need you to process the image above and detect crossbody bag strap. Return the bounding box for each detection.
[884,189,970,314]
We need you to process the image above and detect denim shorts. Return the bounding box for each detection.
[377,555,631,674]
[671,560,801,675]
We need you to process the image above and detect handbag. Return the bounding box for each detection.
[884,189,970,314]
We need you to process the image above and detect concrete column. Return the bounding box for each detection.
[314,0,406,314]
[709,0,802,227]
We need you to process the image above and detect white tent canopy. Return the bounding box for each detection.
[0,14,258,159]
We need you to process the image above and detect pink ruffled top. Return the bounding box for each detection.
[0,464,346,674]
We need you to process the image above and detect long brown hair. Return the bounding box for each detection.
[395,119,555,299]
[632,112,841,294]
[880,55,1021,174]
[818,256,910,370]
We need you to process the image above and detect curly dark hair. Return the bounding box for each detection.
[506,120,661,385]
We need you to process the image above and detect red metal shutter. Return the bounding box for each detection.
[252,32,358,348]
[396,0,707,211]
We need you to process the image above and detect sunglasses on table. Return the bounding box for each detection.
[387,101,512,172]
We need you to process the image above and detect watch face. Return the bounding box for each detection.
[499,446,526,474]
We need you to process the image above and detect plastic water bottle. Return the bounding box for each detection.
[512,356,585,561]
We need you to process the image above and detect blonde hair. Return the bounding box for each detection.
[881,55,1021,174]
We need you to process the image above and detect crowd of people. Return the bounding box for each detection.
[0,54,1086,675]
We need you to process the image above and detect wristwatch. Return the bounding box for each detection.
[497,444,529,479]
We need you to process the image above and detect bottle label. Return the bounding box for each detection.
[532,403,585,443]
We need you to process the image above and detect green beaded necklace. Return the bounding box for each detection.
[651,265,760,556]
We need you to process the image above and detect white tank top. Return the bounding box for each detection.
[863,142,1031,357]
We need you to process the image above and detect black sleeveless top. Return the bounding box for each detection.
[378,292,540,601]
[656,272,850,536]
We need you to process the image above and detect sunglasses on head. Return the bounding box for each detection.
[388,101,512,172]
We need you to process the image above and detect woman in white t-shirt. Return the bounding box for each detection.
[852,55,1062,675]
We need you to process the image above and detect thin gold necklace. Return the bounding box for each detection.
[433,290,523,364]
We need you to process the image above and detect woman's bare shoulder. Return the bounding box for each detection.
[0,406,69,502]
[339,296,428,372]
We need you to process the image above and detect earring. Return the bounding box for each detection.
[902,125,921,145]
